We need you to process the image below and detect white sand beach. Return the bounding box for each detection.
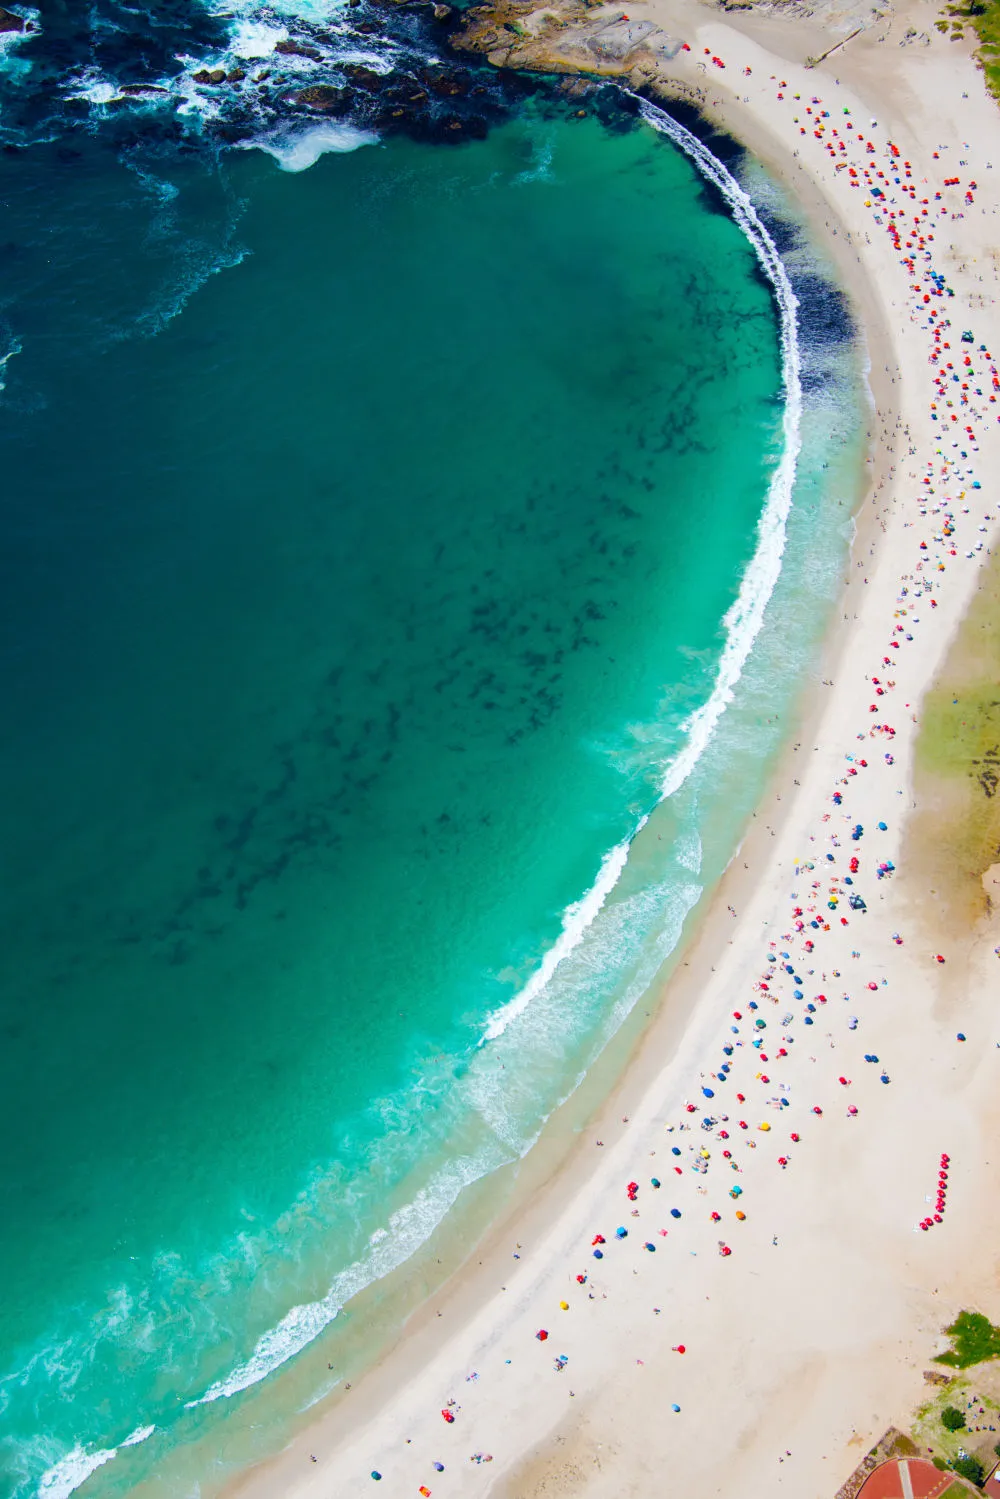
[226,5,1000,1495]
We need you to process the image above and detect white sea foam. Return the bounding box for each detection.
[37,1426,154,1499]
[481,826,641,1042]
[229,19,290,58]
[0,337,22,394]
[188,1150,498,1406]
[255,123,379,171]
[121,1425,156,1448]
[634,97,803,803]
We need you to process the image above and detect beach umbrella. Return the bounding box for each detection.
[536,1329,548,1341]
[711,1211,721,1221]
[645,1242,656,1252]
[433,1463,445,1472]
[703,1087,715,1098]
[671,1403,681,1412]
[371,1474,382,1482]
[735,1210,746,1221]
[616,1227,628,1238]
[671,1208,682,1218]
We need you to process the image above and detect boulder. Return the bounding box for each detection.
[296,84,349,111]
[275,38,322,59]
[344,64,387,90]
[0,7,24,32]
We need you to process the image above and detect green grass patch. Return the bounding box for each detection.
[942,0,1000,98]
[937,1312,1000,1368]
[909,546,1000,932]
[941,1483,974,1498]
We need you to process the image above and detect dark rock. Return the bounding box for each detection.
[296,84,349,112]
[343,64,387,90]
[209,68,227,83]
[275,38,322,59]
[119,82,170,95]
[425,67,469,95]
[227,68,245,82]
[433,3,453,17]
[0,8,24,33]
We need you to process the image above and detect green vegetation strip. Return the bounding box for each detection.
[936,1312,1000,1369]
[938,0,1000,99]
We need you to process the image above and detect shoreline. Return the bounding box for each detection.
[218,5,1000,1497]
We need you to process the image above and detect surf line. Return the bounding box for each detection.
[481,96,803,1043]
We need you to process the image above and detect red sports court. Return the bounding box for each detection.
[857,1457,973,1498]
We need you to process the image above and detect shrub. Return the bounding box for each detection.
[942,1406,967,1431]
[952,1453,984,1484]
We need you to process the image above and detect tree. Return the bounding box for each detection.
[952,1453,984,1485]
[941,1406,967,1431]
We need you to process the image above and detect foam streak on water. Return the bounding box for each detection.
[634,97,804,801]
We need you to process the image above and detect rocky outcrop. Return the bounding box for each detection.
[296,84,351,112]
[452,0,681,78]
[0,6,24,31]
[275,38,323,60]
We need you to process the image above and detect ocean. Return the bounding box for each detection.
[0,6,863,1495]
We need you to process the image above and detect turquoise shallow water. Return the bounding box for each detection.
[0,80,858,1499]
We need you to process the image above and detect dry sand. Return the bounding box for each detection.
[226,5,1000,1496]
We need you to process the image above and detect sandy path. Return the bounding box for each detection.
[226,8,1000,1498]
